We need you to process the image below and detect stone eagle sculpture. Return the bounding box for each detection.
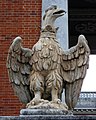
[6,5,90,111]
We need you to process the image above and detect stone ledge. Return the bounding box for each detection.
[20,109,70,115]
[0,115,96,120]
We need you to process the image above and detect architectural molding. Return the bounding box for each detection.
[68,0,96,54]
[75,22,96,34]
[76,92,96,108]
[69,9,96,21]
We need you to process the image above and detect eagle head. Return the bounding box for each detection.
[43,5,66,21]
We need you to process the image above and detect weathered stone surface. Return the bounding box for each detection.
[6,5,90,112]
[20,109,71,116]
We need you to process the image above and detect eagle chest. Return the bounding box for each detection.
[31,38,60,71]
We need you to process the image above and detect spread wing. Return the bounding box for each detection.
[61,35,90,110]
[6,37,34,104]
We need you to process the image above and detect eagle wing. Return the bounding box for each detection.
[61,35,90,110]
[6,37,34,104]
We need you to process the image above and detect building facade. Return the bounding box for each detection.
[0,0,42,115]
[74,92,96,115]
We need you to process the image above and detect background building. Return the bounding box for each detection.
[74,92,96,115]
[0,0,42,115]
[69,0,96,54]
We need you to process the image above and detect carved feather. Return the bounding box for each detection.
[62,60,70,71]
[83,54,89,65]
[8,69,14,82]
[12,72,20,85]
[7,36,33,104]
[42,47,50,58]
[79,47,85,54]
[31,52,39,63]
[70,59,76,70]
[74,49,79,58]
[52,51,58,62]
[12,38,21,52]
[68,54,72,60]
[75,67,82,80]
[81,66,87,79]
[23,75,29,85]
[37,58,43,70]
[77,54,84,67]
[70,70,75,82]
[61,70,70,82]
[51,62,57,70]
[63,51,68,60]
[36,62,42,71]
[11,58,19,72]
[46,70,63,91]
[43,60,50,70]
[61,35,90,110]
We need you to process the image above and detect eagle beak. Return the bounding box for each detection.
[53,9,66,17]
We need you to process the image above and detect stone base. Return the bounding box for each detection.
[0,108,96,120]
[20,108,72,116]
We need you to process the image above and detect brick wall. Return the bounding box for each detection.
[0,0,42,116]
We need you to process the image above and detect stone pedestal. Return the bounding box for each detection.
[20,109,72,116]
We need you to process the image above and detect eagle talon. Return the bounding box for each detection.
[26,98,41,108]
[56,99,61,104]
[52,99,61,104]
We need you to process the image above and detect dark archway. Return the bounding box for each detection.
[68,0,96,54]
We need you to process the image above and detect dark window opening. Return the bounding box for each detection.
[68,0,96,54]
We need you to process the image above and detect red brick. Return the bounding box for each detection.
[0,0,42,116]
